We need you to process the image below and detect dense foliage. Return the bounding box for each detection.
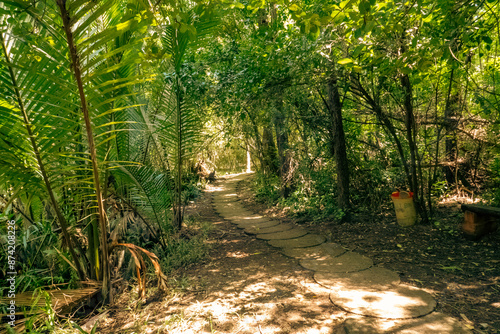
[206,0,500,220]
[0,0,499,324]
[0,0,221,305]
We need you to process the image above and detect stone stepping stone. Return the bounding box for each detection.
[256,228,308,240]
[215,209,253,216]
[299,252,372,273]
[341,312,472,333]
[340,312,472,334]
[214,205,249,212]
[244,223,294,235]
[232,216,271,225]
[212,198,239,203]
[215,191,237,196]
[213,191,238,196]
[212,201,242,208]
[215,208,254,217]
[231,218,272,229]
[314,267,400,291]
[213,205,247,213]
[235,220,280,230]
[217,212,256,220]
[213,193,237,196]
[281,243,346,259]
[330,285,436,319]
[213,202,238,207]
[269,234,326,248]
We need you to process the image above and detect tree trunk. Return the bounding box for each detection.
[262,124,279,174]
[400,73,429,223]
[327,69,350,211]
[350,75,411,184]
[243,107,264,170]
[57,0,110,299]
[173,72,184,230]
[273,99,292,198]
[444,69,459,186]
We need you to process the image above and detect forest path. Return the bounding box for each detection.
[211,173,471,334]
[102,173,477,333]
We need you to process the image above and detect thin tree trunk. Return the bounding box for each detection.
[444,69,459,186]
[0,34,86,281]
[173,71,183,230]
[327,69,350,211]
[429,76,443,218]
[351,76,412,185]
[57,0,110,299]
[273,98,292,198]
[262,124,279,174]
[243,107,264,171]
[400,72,428,223]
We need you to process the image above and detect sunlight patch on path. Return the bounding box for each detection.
[330,285,436,319]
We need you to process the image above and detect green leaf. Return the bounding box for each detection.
[364,20,376,33]
[418,59,433,70]
[352,45,364,57]
[401,66,411,74]
[340,0,351,9]
[338,58,353,65]
[358,0,371,14]
[354,28,363,39]
[289,4,300,11]
[331,10,345,23]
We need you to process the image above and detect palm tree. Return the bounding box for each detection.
[154,0,219,229]
[0,0,218,302]
[0,0,152,299]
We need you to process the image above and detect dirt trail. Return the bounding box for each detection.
[102,174,342,333]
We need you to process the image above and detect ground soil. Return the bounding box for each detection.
[98,174,500,334]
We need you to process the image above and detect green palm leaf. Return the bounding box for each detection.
[1,0,153,295]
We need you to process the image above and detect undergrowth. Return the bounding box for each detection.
[0,180,213,334]
[156,218,213,274]
[485,156,500,205]
[252,171,345,221]
[251,161,412,222]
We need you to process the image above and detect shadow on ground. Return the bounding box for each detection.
[100,177,345,334]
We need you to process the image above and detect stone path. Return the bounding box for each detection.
[212,174,471,333]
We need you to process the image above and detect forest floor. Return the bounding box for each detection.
[97,173,500,334]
